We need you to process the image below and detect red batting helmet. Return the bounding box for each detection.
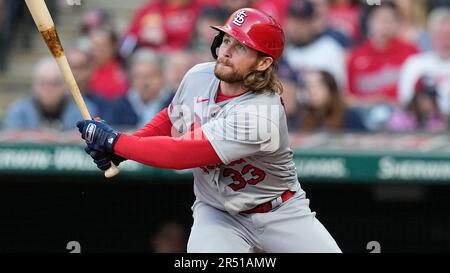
[210,8,285,60]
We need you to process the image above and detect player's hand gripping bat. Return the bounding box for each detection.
[25,0,119,178]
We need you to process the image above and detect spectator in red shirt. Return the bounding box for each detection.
[121,0,201,56]
[347,1,419,105]
[88,27,129,101]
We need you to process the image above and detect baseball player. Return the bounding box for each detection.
[77,8,341,253]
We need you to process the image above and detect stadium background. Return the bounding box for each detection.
[0,0,449,253]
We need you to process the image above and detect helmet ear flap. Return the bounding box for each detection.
[211,32,224,59]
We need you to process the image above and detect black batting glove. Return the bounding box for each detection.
[76,119,121,153]
[84,146,126,171]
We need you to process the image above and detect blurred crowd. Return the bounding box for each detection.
[2,0,450,134]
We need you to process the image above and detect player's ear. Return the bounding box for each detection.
[255,56,273,72]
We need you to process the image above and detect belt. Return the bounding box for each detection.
[241,190,296,214]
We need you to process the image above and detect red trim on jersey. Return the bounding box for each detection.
[215,85,246,103]
[132,108,172,137]
[114,127,222,170]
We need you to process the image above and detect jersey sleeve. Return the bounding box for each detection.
[114,127,222,170]
[201,106,280,165]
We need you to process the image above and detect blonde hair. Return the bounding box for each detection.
[243,60,283,95]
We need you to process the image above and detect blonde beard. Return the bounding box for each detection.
[214,62,246,83]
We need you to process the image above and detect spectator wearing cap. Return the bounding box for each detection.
[347,1,419,105]
[399,8,450,116]
[388,75,446,132]
[282,0,347,88]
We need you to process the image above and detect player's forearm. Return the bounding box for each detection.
[114,134,222,170]
[132,108,173,137]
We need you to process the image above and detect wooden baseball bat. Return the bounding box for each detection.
[25,0,119,178]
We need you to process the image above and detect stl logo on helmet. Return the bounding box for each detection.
[232,10,248,27]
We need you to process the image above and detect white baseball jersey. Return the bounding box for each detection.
[168,62,303,215]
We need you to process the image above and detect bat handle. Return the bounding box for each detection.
[80,118,120,179]
[105,163,120,178]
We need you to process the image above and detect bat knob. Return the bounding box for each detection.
[104,163,120,178]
